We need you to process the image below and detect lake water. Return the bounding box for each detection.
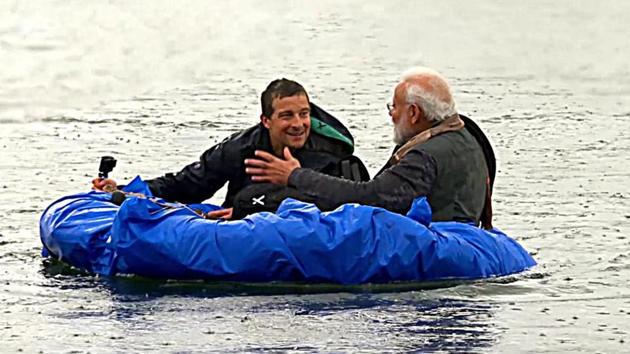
[1,1,629,352]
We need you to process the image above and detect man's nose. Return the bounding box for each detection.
[288,114,304,125]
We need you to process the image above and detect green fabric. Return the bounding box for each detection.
[310,117,354,151]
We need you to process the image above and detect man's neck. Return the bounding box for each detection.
[271,143,285,158]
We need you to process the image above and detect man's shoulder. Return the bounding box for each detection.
[197,124,266,166]
[304,129,354,156]
[418,117,490,158]
[413,128,477,155]
[222,124,262,142]
[217,124,265,151]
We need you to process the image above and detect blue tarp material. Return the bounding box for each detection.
[40,176,536,284]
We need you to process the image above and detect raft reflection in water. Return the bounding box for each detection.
[39,261,503,353]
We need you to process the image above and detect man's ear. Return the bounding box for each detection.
[261,114,271,129]
[409,104,424,125]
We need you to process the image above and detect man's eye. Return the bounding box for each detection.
[299,111,310,118]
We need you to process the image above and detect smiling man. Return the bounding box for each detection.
[93,79,366,218]
[261,86,311,157]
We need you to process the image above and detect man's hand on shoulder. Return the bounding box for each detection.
[245,147,301,186]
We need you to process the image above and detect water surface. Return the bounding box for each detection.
[1,1,629,352]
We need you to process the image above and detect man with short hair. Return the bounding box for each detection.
[245,68,495,227]
[93,78,366,218]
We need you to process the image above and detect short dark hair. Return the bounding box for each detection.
[261,78,309,117]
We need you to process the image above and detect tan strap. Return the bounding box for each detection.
[389,115,465,165]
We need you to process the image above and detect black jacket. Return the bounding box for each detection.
[287,115,492,224]
[146,103,361,206]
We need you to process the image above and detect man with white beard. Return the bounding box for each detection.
[245,67,495,228]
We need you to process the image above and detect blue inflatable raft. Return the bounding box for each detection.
[39,177,536,284]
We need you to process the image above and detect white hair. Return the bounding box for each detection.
[400,67,457,122]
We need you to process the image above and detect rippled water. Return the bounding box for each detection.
[2,1,629,352]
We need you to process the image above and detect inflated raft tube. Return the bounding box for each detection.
[40,177,536,284]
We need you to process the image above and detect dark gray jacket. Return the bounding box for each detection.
[288,116,489,224]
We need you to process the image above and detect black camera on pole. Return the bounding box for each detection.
[98,156,117,179]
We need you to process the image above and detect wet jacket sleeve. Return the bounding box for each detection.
[287,149,437,214]
[145,141,235,204]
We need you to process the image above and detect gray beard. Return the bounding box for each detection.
[393,124,412,145]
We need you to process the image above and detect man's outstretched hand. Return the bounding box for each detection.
[92,178,118,192]
[245,147,301,186]
[204,207,234,220]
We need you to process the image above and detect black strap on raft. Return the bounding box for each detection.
[111,191,127,205]
[339,155,370,182]
[460,115,496,229]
